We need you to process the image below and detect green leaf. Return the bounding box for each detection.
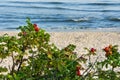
[0,67,8,72]
[47,53,52,60]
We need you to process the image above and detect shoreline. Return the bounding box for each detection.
[1,27,120,33]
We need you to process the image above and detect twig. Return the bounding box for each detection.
[11,53,16,80]
[17,56,23,71]
[17,45,25,71]
[82,56,99,79]
[0,59,3,63]
[11,53,15,74]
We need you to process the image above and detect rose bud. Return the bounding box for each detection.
[90,48,96,53]
[89,48,96,55]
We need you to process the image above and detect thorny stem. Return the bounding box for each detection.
[82,56,99,79]
[0,59,3,63]
[11,53,15,74]
[11,53,16,80]
[88,55,91,65]
[17,45,25,71]
[17,56,23,71]
[67,55,84,67]
[112,66,115,71]
[82,55,92,76]
[31,51,35,73]
[110,66,115,80]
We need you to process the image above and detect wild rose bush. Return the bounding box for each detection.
[0,18,82,80]
[0,18,120,80]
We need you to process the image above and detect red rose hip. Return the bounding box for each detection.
[33,24,39,32]
[76,70,81,76]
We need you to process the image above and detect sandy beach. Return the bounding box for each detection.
[0,31,120,55]
[50,31,120,53]
[1,31,120,72]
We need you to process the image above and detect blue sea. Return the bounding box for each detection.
[0,0,120,31]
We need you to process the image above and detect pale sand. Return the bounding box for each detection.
[1,31,120,73]
[1,31,120,57]
[50,32,120,54]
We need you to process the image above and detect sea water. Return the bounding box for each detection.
[0,0,120,31]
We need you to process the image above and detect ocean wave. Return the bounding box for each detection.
[2,5,120,13]
[36,18,89,22]
[0,0,120,31]
[109,17,120,21]
[49,26,91,30]
[5,27,17,30]
[0,19,19,23]
[1,2,120,13]
[86,3,120,6]
[8,1,65,5]
[8,1,120,6]
[97,27,120,31]
[71,18,89,22]
[79,10,120,12]
[0,5,79,11]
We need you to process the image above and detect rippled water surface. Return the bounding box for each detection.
[0,0,120,31]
